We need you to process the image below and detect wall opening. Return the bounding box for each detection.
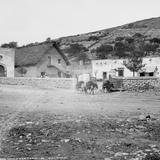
[103,72,107,79]
[118,68,124,77]
[0,65,6,77]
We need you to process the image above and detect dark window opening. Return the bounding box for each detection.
[0,65,6,77]
[149,72,154,76]
[118,69,124,77]
[58,59,61,64]
[103,72,107,79]
[140,72,145,77]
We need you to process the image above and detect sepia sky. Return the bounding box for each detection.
[0,0,160,45]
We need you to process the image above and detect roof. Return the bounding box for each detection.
[15,42,69,67]
[140,66,158,73]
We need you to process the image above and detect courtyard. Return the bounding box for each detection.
[0,85,160,159]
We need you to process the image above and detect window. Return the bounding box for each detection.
[0,55,3,60]
[118,68,124,77]
[103,72,107,79]
[58,59,61,64]
[140,72,145,77]
[149,72,154,76]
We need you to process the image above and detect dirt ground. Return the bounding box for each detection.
[1,85,160,159]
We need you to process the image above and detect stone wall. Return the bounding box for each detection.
[0,77,76,90]
[122,77,160,91]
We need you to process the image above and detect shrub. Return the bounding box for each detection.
[133,33,144,38]
[114,42,127,58]
[115,37,125,41]
[95,44,113,59]
[150,38,160,44]
[88,36,99,41]
[127,23,134,28]
[125,37,134,44]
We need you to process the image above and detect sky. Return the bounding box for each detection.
[0,0,160,46]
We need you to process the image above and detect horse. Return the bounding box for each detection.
[102,80,114,93]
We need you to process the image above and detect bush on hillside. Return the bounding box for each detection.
[150,38,160,44]
[88,36,99,41]
[64,43,88,58]
[114,42,127,58]
[115,37,125,42]
[1,42,18,48]
[95,44,113,59]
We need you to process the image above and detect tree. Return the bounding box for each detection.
[115,37,125,42]
[150,38,160,44]
[46,37,51,42]
[64,43,89,64]
[125,37,134,44]
[95,44,113,59]
[123,51,145,77]
[88,36,99,41]
[114,42,127,58]
[65,43,88,58]
[76,52,90,64]
[132,33,144,39]
[1,42,18,48]
[142,43,159,55]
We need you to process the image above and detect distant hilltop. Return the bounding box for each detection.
[57,17,160,62]
[2,17,160,64]
[58,17,160,49]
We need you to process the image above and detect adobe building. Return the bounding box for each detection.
[0,48,15,77]
[15,42,70,78]
[92,57,160,80]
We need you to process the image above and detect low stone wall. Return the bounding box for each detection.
[0,77,77,89]
[122,77,160,91]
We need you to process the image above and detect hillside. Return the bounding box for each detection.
[57,17,160,60]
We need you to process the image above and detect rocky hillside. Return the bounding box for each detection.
[57,17,160,58]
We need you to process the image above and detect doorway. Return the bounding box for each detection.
[0,65,6,77]
[103,72,107,80]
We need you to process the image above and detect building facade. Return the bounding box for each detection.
[15,42,70,78]
[92,57,160,80]
[0,48,15,77]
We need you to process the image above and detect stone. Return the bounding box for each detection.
[139,115,146,120]
[104,158,111,160]
[63,139,70,143]
[145,149,152,152]
[115,152,129,157]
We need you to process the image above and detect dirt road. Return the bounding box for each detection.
[0,84,160,116]
[1,85,160,159]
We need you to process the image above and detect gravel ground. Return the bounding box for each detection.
[0,85,160,159]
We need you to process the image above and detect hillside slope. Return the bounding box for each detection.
[58,17,160,52]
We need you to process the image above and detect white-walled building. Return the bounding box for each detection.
[92,57,160,80]
[0,48,15,77]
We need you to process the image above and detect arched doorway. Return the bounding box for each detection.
[0,65,6,77]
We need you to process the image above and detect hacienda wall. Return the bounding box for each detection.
[122,77,160,91]
[0,77,76,89]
